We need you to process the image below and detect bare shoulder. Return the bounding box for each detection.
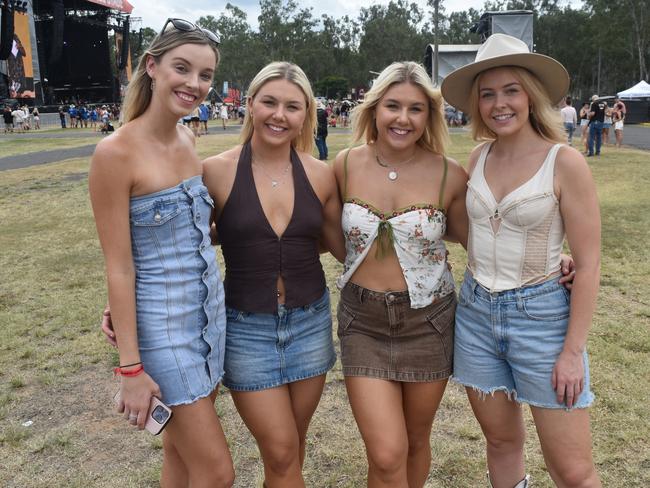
[466,142,490,175]
[299,151,334,177]
[202,145,241,195]
[442,155,469,187]
[177,123,196,146]
[555,144,593,180]
[332,144,366,176]
[298,151,337,200]
[91,127,133,171]
[203,145,241,172]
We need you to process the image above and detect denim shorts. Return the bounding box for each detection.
[222,290,336,391]
[338,283,456,382]
[453,271,594,409]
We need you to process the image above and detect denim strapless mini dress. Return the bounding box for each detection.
[129,175,226,406]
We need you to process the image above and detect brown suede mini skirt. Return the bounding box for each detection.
[337,282,456,382]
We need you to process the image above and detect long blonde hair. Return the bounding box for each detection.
[468,66,565,143]
[239,62,316,153]
[122,28,220,123]
[351,61,449,155]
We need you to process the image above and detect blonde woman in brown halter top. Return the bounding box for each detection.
[202,61,345,488]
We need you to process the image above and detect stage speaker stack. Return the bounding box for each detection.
[0,2,15,61]
[118,15,129,70]
[49,0,64,65]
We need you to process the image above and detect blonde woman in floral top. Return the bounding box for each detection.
[332,61,469,487]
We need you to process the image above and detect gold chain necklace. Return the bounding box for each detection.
[374,147,417,181]
[252,159,292,188]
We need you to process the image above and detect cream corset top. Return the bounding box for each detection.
[465,142,565,292]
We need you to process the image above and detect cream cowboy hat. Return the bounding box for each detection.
[440,33,569,113]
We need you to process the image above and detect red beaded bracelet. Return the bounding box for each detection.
[113,364,144,377]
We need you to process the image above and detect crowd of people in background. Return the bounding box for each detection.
[0,92,633,154]
[576,96,627,154]
[2,104,40,133]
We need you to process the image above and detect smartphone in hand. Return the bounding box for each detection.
[113,390,173,435]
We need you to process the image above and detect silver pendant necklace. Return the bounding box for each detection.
[252,159,292,188]
[374,147,417,181]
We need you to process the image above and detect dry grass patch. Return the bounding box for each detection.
[0,132,648,486]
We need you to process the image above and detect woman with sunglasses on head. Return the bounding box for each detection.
[332,61,469,487]
[201,61,345,487]
[90,19,234,487]
[441,34,601,487]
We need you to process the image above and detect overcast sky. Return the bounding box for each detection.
[128,0,497,31]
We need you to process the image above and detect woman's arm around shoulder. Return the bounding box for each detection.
[300,151,346,263]
[442,156,469,248]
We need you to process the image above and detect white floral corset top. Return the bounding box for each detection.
[337,153,455,309]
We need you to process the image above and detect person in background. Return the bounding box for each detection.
[80,105,89,128]
[579,102,590,154]
[560,96,577,146]
[442,33,601,488]
[220,103,229,130]
[190,105,201,137]
[612,101,625,148]
[58,105,67,128]
[199,102,210,135]
[90,106,98,130]
[587,95,605,157]
[32,106,41,130]
[69,104,78,128]
[3,105,14,133]
[315,101,329,160]
[602,103,612,145]
[11,105,25,133]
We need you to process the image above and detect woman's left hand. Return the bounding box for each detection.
[552,349,584,408]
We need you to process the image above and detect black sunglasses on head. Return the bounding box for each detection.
[161,18,221,46]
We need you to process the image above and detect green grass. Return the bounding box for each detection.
[0,132,648,486]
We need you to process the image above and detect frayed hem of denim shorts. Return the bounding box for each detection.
[451,377,595,411]
[164,376,224,407]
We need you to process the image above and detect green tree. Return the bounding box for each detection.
[197,5,262,97]
[357,0,427,81]
[314,75,350,99]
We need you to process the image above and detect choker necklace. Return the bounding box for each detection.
[252,159,292,188]
[374,147,417,181]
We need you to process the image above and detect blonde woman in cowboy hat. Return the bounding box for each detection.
[441,34,601,488]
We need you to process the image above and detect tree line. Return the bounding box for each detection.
[130,0,649,102]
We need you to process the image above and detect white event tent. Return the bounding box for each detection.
[617,80,650,98]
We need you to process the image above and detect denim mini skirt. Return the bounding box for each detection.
[130,175,226,407]
[222,289,336,391]
[453,270,594,409]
